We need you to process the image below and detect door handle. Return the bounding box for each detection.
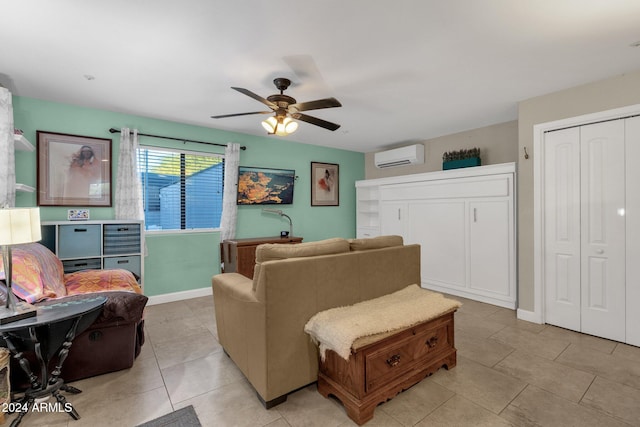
[473,208,477,222]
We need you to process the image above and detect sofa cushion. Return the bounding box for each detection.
[255,237,350,263]
[348,235,404,251]
[0,243,66,303]
[252,238,350,292]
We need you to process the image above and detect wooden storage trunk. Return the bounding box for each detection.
[317,311,457,425]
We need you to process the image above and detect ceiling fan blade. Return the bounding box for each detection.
[211,111,273,119]
[289,97,342,112]
[231,87,277,109]
[293,113,341,131]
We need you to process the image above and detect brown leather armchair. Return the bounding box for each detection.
[0,243,148,385]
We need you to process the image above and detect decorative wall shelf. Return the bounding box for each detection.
[14,134,36,192]
[15,183,35,193]
[14,134,35,151]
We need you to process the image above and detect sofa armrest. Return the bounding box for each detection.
[212,273,258,303]
[212,273,267,395]
[41,291,148,325]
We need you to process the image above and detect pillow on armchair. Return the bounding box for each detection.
[0,243,142,303]
[0,243,67,303]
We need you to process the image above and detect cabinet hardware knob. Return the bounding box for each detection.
[596,249,604,254]
[386,354,401,367]
[426,336,438,348]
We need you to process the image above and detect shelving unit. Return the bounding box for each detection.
[15,134,35,193]
[355,182,380,238]
[41,220,145,288]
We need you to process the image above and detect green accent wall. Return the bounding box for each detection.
[12,96,364,296]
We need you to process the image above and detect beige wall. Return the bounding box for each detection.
[363,69,640,314]
[364,120,518,180]
[518,69,640,312]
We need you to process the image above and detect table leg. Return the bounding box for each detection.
[0,333,41,391]
[48,316,83,420]
[8,396,33,427]
[48,317,81,389]
[29,327,48,386]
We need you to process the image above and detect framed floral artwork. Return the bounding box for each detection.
[311,161,339,206]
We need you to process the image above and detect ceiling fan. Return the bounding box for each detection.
[211,77,342,136]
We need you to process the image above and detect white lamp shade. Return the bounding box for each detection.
[262,116,278,133]
[262,116,298,136]
[283,118,298,134]
[0,208,42,245]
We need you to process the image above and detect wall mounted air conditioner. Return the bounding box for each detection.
[374,144,425,168]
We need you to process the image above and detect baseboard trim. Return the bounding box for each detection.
[146,287,212,306]
[517,308,542,324]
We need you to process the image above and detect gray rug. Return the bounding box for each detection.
[136,405,201,427]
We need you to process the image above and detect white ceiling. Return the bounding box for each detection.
[2,1,640,153]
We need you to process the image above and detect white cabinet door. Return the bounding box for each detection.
[409,201,467,289]
[579,120,626,342]
[375,164,516,308]
[469,200,513,300]
[380,202,407,238]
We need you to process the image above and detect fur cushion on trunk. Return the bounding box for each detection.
[304,284,461,360]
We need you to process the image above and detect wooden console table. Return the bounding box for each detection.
[221,236,303,278]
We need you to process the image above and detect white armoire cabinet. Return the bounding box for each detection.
[541,115,639,345]
[357,163,516,309]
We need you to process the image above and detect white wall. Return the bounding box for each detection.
[363,68,640,314]
[518,69,640,311]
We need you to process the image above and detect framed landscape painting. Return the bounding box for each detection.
[311,161,339,206]
[236,166,296,205]
[37,131,112,207]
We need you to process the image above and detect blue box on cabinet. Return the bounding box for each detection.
[442,157,481,170]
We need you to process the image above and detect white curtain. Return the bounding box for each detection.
[0,87,15,208]
[220,142,240,241]
[115,128,144,220]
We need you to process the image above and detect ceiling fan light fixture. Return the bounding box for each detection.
[283,117,298,134]
[263,116,298,136]
[262,116,278,133]
[217,77,341,134]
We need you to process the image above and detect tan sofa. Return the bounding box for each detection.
[211,235,420,408]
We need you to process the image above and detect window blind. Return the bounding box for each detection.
[137,146,224,231]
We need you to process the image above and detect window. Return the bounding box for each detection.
[137,146,224,231]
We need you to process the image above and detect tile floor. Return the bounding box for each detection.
[8,294,640,426]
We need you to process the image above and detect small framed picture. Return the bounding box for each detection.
[67,209,90,221]
[311,162,339,206]
[37,131,112,207]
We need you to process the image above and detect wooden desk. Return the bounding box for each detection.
[221,236,303,278]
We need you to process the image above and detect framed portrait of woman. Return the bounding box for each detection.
[37,131,112,207]
[311,161,339,206]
